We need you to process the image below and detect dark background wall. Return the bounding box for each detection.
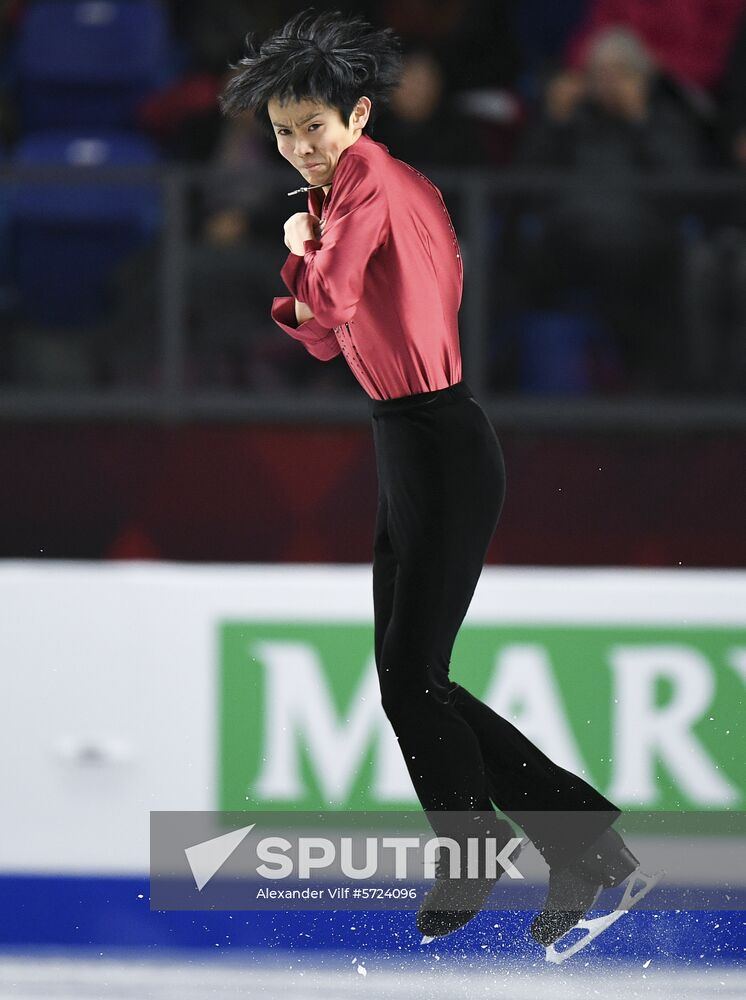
[1,423,742,567]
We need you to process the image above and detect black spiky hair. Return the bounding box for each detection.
[218,8,403,134]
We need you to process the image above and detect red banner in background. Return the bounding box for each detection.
[0,423,742,567]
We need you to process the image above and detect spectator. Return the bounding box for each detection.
[137,1,254,161]
[565,0,746,93]
[372,47,492,168]
[518,27,703,391]
[105,106,293,389]
[565,0,746,158]
[372,2,524,165]
[187,104,352,390]
[136,70,224,162]
[377,0,520,92]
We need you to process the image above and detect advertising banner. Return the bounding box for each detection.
[0,563,743,876]
[221,620,744,814]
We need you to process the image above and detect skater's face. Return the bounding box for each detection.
[268,95,371,192]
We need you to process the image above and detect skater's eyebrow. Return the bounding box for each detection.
[271,111,324,128]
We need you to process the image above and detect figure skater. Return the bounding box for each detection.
[219,8,643,946]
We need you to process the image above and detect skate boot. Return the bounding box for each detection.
[416,817,521,938]
[530,826,639,947]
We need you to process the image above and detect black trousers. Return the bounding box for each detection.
[370,380,619,869]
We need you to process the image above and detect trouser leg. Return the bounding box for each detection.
[371,399,504,825]
[374,499,495,814]
[448,684,619,868]
[371,395,620,867]
[372,490,397,672]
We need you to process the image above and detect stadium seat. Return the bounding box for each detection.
[10,130,161,326]
[516,308,608,394]
[17,0,172,129]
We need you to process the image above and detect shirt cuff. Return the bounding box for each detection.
[286,239,322,259]
[270,297,341,362]
[270,297,331,341]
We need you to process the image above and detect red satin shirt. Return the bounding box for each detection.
[271,133,463,400]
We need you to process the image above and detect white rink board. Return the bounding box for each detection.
[0,561,744,876]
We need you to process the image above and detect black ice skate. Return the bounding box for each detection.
[530,826,664,964]
[417,818,522,940]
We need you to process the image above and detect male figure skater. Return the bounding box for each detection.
[219,9,647,949]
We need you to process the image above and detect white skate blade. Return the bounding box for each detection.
[420,935,435,945]
[544,869,664,965]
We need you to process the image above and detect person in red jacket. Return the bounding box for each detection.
[219,8,646,950]
[566,0,746,93]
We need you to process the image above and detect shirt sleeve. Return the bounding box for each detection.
[279,157,389,329]
[270,296,341,361]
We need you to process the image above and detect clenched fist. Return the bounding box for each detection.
[284,212,322,255]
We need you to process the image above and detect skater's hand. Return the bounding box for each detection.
[284,213,322,255]
[294,299,315,325]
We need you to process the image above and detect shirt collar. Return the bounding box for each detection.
[309,134,389,216]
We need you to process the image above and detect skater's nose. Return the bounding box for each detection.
[294,136,315,157]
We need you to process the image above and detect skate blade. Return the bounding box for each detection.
[544,869,664,965]
[420,935,435,945]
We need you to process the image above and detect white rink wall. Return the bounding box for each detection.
[0,562,744,876]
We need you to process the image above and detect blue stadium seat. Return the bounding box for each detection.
[10,130,161,326]
[516,309,608,395]
[18,1,171,129]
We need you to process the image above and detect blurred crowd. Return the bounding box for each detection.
[1,0,745,396]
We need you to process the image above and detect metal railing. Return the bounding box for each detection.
[1,163,745,430]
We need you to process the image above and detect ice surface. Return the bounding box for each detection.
[0,952,744,1000]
